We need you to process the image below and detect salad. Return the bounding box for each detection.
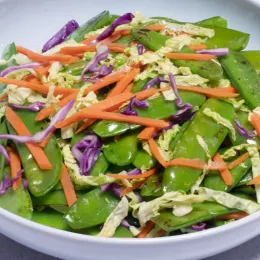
[0,10,259,239]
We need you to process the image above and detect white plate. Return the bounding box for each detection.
[0,0,260,259]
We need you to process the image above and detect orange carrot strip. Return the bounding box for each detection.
[137,221,155,238]
[7,147,22,191]
[0,77,76,96]
[228,153,250,169]
[145,24,165,31]
[176,86,239,98]
[250,112,260,137]
[148,138,167,167]
[34,64,51,76]
[107,68,140,98]
[135,88,158,100]
[60,164,77,207]
[16,46,78,64]
[60,45,96,55]
[166,52,216,61]
[81,35,99,45]
[213,153,233,186]
[108,168,157,180]
[166,158,227,170]
[120,180,145,197]
[123,82,133,93]
[6,107,52,170]
[188,44,207,51]
[76,119,97,134]
[64,109,169,128]
[0,93,8,101]
[214,212,248,220]
[137,127,156,140]
[38,131,53,148]
[248,175,260,185]
[55,92,134,128]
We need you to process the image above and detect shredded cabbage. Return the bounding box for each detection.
[175,74,209,86]
[160,82,176,101]
[4,85,32,105]
[199,187,260,214]
[222,144,252,159]
[131,192,204,227]
[158,125,180,151]
[178,67,192,75]
[98,196,129,237]
[203,108,236,141]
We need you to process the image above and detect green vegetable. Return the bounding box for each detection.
[242,51,260,72]
[163,99,234,193]
[131,29,223,81]
[236,171,252,187]
[195,16,227,28]
[32,190,68,206]
[0,119,8,179]
[132,79,150,93]
[141,173,163,197]
[63,60,88,76]
[133,149,156,170]
[94,92,206,137]
[169,121,190,150]
[7,110,62,197]
[153,201,237,232]
[114,35,134,46]
[67,11,111,42]
[64,188,119,229]
[220,50,260,109]
[233,185,256,195]
[32,209,70,230]
[103,132,138,166]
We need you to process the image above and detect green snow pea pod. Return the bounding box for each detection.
[103,132,138,166]
[203,157,251,192]
[153,201,238,232]
[163,99,235,193]
[64,187,119,229]
[0,119,8,179]
[236,171,252,187]
[32,209,70,230]
[108,14,119,23]
[106,163,134,174]
[114,35,134,46]
[67,11,111,42]
[32,190,67,206]
[141,172,163,197]
[233,185,256,195]
[7,110,62,197]
[94,92,206,137]
[52,182,63,191]
[220,50,260,110]
[242,51,260,72]
[62,60,88,76]
[132,79,150,93]
[169,121,190,150]
[133,149,156,170]
[0,167,32,219]
[131,29,223,81]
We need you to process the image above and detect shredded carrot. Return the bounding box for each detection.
[214,212,248,220]
[135,88,158,100]
[60,164,77,207]
[176,86,239,98]
[7,147,22,191]
[0,93,8,102]
[148,138,167,167]
[137,221,155,238]
[76,119,96,134]
[108,168,157,180]
[6,107,52,170]
[157,229,167,237]
[22,74,36,82]
[107,68,140,98]
[120,180,145,197]
[145,24,166,31]
[34,64,51,76]
[248,174,260,185]
[55,92,134,128]
[166,158,227,170]
[137,127,156,140]
[81,35,99,45]
[0,77,77,96]
[38,131,53,148]
[123,82,133,93]
[60,45,96,55]
[213,153,233,186]
[16,46,78,64]
[228,153,250,169]
[188,45,207,51]
[250,112,260,137]
[166,52,216,61]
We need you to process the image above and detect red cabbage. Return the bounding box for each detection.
[168,73,182,107]
[171,103,196,124]
[42,20,79,52]
[137,44,146,55]
[197,48,228,56]
[72,134,101,176]
[9,102,45,112]
[0,62,42,77]
[234,119,256,139]
[191,223,206,231]
[23,179,28,190]
[144,76,168,90]
[90,13,134,45]
[121,96,149,116]
[153,122,176,138]
[0,171,22,195]
[128,168,141,175]
[0,144,10,163]
[120,219,131,229]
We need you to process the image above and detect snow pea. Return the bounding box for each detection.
[233,186,256,195]
[64,187,119,229]
[133,149,157,170]
[242,51,260,73]
[132,79,150,93]
[163,99,235,193]
[32,209,70,230]
[103,132,138,166]
[114,35,134,46]
[63,60,88,76]
[131,29,223,81]
[52,181,63,191]
[0,119,8,179]
[236,171,252,187]
[66,11,111,42]
[153,201,237,232]
[93,92,206,137]
[0,167,32,219]
[7,110,62,197]
[203,157,251,192]
[141,172,163,197]
[220,50,260,109]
